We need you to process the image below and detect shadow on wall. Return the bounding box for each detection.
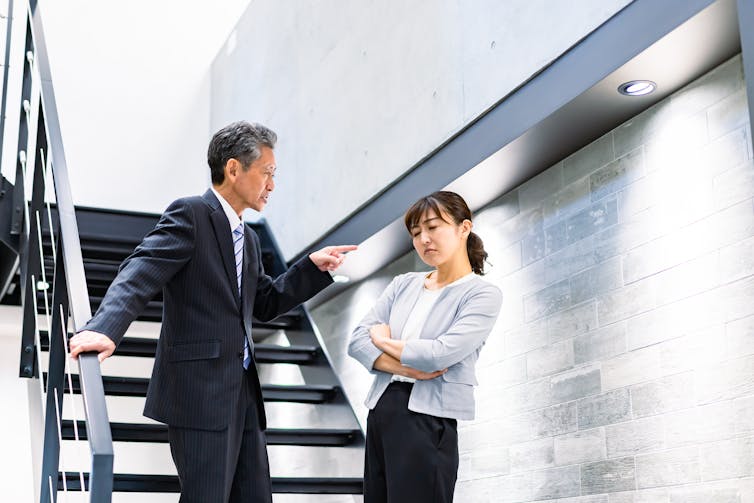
[313,54,754,502]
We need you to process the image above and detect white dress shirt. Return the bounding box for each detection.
[210,187,242,232]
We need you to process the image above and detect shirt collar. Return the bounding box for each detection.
[210,186,242,231]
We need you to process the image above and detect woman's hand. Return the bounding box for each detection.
[372,354,447,380]
[404,366,447,380]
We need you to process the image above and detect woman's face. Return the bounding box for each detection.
[410,208,469,268]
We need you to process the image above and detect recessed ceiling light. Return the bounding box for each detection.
[618,80,656,96]
[332,274,351,284]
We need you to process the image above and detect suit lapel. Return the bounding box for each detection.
[203,190,241,307]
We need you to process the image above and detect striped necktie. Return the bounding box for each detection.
[233,223,251,369]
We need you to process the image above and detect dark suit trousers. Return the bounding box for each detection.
[168,366,272,503]
[364,382,459,503]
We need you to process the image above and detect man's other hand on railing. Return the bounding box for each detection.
[69,331,116,362]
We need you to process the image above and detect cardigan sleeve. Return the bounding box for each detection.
[347,275,403,374]
[400,283,502,372]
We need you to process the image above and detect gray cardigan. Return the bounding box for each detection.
[347,271,502,420]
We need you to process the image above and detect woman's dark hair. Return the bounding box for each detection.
[404,191,489,275]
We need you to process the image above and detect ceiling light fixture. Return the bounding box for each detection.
[618,80,656,96]
[332,274,351,284]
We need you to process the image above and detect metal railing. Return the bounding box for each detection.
[8,0,114,501]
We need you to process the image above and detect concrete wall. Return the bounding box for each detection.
[210,0,633,260]
[312,54,754,502]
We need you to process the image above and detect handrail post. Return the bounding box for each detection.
[18,104,46,379]
[38,236,67,503]
[10,18,33,238]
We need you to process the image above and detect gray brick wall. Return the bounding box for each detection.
[312,54,754,502]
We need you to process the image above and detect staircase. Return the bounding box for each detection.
[0,1,364,501]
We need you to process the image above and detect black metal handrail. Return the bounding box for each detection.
[11,1,114,501]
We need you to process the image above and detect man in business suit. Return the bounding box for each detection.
[69,121,356,503]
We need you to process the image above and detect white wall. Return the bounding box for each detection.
[211,0,633,260]
[0,306,34,501]
[0,0,30,184]
[22,0,251,213]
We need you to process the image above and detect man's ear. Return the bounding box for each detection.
[225,158,241,181]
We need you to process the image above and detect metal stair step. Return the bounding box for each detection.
[61,420,359,446]
[59,472,364,494]
[45,374,339,403]
[43,257,128,285]
[35,291,301,324]
[39,332,319,364]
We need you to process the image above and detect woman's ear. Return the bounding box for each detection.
[462,219,472,237]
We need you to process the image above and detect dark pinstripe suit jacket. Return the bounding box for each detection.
[83,190,332,430]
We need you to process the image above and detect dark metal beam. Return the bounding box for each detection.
[290,0,719,265]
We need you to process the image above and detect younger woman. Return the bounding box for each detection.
[348,191,502,503]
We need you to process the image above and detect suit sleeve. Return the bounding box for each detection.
[82,199,196,344]
[251,235,333,321]
[347,275,401,374]
[400,284,502,372]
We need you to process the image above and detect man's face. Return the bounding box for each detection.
[231,146,276,212]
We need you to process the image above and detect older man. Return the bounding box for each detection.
[70,121,355,503]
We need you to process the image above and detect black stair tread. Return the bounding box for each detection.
[59,472,363,494]
[42,230,144,246]
[261,384,338,403]
[34,292,164,321]
[39,332,320,363]
[45,374,339,403]
[43,259,128,285]
[60,420,359,446]
[254,343,320,364]
[252,318,299,330]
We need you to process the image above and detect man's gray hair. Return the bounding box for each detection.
[207,121,277,184]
